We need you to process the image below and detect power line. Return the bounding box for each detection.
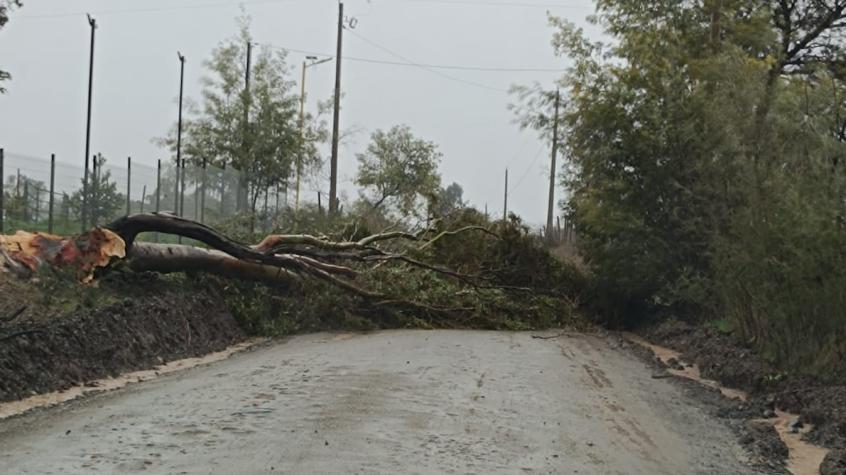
[17,0,299,20]
[348,56,564,72]
[510,143,546,193]
[346,30,507,92]
[392,0,584,8]
[264,43,563,73]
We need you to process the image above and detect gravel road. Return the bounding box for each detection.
[0,330,760,474]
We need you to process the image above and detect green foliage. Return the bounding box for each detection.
[199,205,586,337]
[520,0,846,376]
[3,173,45,223]
[0,1,21,93]
[157,16,326,214]
[355,125,442,219]
[68,155,124,225]
[428,182,466,218]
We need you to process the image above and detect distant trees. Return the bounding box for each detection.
[515,0,846,374]
[158,17,326,216]
[3,174,44,222]
[69,155,124,225]
[0,0,22,93]
[430,182,466,218]
[355,125,442,219]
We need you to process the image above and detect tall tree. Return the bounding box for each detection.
[355,125,442,218]
[516,0,846,359]
[158,17,326,217]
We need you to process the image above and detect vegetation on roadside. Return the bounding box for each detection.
[514,0,846,378]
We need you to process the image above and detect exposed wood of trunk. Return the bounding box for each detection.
[128,243,299,287]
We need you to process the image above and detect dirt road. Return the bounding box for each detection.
[0,331,761,474]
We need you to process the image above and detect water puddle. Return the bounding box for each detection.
[623,333,829,475]
[0,339,263,420]
[771,410,831,475]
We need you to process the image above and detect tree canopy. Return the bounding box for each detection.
[514,0,846,374]
[158,17,326,214]
[355,125,442,219]
[0,0,22,93]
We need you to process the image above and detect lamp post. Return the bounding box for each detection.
[295,55,332,215]
[176,51,186,217]
[82,14,97,232]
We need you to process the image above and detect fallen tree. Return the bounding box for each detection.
[0,212,582,328]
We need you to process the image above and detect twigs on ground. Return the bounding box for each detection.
[0,329,44,343]
[0,306,27,324]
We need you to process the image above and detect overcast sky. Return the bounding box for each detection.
[0,0,602,225]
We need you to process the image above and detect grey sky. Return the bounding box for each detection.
[0,0,601,224]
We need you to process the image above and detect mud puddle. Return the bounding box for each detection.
[0,339,262,420]
[624,333,828,475]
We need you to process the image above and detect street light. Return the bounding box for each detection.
[81,14,97,232]
[176,52,186,217]
[295,55,332,215]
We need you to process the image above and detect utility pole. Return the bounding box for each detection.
[82,14,97,232]
[546,89,560,241]
[329,1,344,217]
[503,168,509,221]
[239,41,253,212]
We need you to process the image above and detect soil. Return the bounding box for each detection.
[820,449,846,475]
[741,420,790,470]
[642,320,846,451]
[0,271,245,403]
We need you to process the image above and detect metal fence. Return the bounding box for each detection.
[0,149,292,237]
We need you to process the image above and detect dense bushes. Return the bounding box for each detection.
[543,1,846,377]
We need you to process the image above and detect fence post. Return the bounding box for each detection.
[63,193,70,229]
[48,154,56,233]
[200,158,207,223]
[23,180,29,223]
[220,163,226,217]
[179,159,186,218]
[126,156,131,216]
[317,191,323,217]
[173,158,179,215]
[34,187,40,224]
[91,155,99,226]
[155,159,161,243]
[82,154,90,233]
[0,148,4,234]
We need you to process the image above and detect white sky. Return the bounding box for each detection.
[0,0,602,225]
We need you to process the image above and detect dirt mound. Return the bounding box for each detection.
[740,420,789,471]
[645,321,778,394]
[774,386,846,448]
[0,275,244,403]
[644,320,846,450]
[820,449,846,475]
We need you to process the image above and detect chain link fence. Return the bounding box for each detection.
[0,149,293,239]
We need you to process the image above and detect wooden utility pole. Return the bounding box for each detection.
[546,89,560,241]
[329,2,344,216]
[503,168,509,221]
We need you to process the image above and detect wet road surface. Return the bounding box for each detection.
[0,330,758,474]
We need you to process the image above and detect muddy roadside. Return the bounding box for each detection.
[0,271,246,404]
[629,321,846,474]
